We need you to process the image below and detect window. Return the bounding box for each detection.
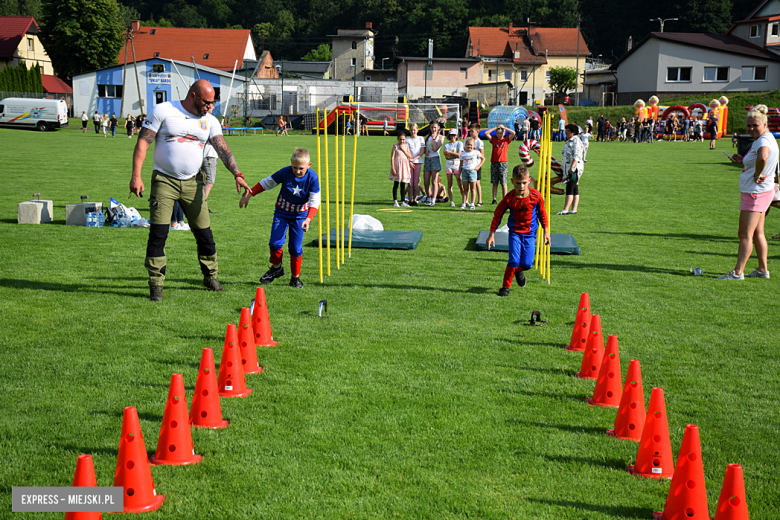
[771,23,779,36]
[27,38,33,51]
[703,67,728,82]
[488,69,493,80]
[153,52,160,58]
[213,87,220,100]
[666,67,692,82]
[750,25,760,38]
[97,84,123,98]
[252,94,276,110]
[152,64,164,72]
[364,76,371,81]
[150,29,156,35]
[460,67,468,80]
[351,41,357,49]
[504,70,512,81]
[351,57,356,66]
[520,70,528,81]
[742,66,767,81]
[203,54,209,60]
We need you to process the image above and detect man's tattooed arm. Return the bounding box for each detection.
[138,127,157,144]
[210,135,240,176]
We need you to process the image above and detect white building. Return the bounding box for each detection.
[72,58,246,118]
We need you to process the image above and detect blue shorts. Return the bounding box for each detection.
[508,231,536,270]
[269,213,305,257]
[424,155,441,171]
[461,169,477,182]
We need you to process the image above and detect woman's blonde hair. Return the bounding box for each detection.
[746,104,768,126]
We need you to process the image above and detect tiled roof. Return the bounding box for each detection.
[41,73,72,94]
[117,27,253,71]
[468,26,587,61]
[0,16,37,60]
[611,32,780,69]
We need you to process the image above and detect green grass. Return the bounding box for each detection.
[1,127,779,519]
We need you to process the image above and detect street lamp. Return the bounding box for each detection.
[650,17,678,32]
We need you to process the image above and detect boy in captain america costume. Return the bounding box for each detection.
[486,165,550,297]
[239,148,321,288]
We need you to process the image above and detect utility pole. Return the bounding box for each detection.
[574,15,581,107]
[280,61,284,118]
[425,39,433,101]
[495,59,499,105]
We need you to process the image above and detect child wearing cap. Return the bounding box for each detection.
[442,129,464,207]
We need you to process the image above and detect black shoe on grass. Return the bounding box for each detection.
[516,271,527,288]
[498,287,510,297]
[149,285,163,301]
[289,276,304,289]
[204,277,225,292]
[260,265,285,284]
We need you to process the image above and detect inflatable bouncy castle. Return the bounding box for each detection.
[647,96,660,121]
[634,99,647,121]
[642,95,729,140]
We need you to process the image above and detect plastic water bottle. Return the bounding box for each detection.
[98,212,105,227]
[86,212,95,227]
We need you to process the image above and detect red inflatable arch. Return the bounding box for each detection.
[661,105,690,120]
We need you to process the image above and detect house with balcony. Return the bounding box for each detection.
[466,24,589,106]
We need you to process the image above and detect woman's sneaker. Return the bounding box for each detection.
[260,265,285,284]
[393,201,400,208]
[401,201,410,207]
[717,270,744,280]
[745,268,770,278]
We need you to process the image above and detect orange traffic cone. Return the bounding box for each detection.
[189,348,229,429]
[253,287,277,347]
[113,406,165,513]
[65,454,101,520]
[587,334,622,407]
[607,359,645,441]
[567,292,591,351]
[218,324,252,398]
[149,373,201,466]
[575,314,604,379]
[238,307,262,374]
[628,387,674,480]
[714,464,749,520]
[653,424,710,520]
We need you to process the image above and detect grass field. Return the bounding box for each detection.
[1,126,778,519]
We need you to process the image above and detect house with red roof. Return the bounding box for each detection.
[0,16,54,75]
[118,21,257,74]
[610,0,780,105]
[466,24,588,106]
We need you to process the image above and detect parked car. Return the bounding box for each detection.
[545,93,570,106]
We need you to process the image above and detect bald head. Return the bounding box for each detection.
[183,79,216,117]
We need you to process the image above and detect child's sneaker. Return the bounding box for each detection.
[401,201,410,207]
[556,210,570,215]
[260,264,285,284]
[460,203,467,209]
[289,276,304,289]
[515,270,527,288]
[498,288,510,297]
[450,201,456,207]
[469,203,475,210]
[393,201,400,208]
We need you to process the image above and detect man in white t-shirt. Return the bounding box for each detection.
[130,80,250,301]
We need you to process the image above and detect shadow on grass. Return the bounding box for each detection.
[513,420,606,436]
[312,281,493,294]
[89,409,164,423]
[553,262,690,276]
[0,218,66,225]
[594,230,734,242]
[500,388,587,403]
[0,278,147,298]
[526,498,648,519]
[59,444,119,457]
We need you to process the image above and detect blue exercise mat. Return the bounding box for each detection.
[474,231,581,255]
[312,229,423,250]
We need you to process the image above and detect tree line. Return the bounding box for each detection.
[1,0,755,80]
[0,61,43,92]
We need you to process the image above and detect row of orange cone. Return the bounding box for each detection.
[567,292,749,520]
[64,287,277,518]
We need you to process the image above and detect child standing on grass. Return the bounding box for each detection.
[485,124,516,204]
[442,129,464,207]
[389,132,412,207]
[458,137,484,210]
[486,165,550,297]
[468,123,485,206]
[239,147,321,289]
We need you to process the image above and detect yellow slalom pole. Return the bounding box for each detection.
[546,114,552,284]
[316,109,323,283]
[534,120,545,271]
[334,109,340,270]
[341,113,346,265]
[324,109,331,276]
[349,108,357,258]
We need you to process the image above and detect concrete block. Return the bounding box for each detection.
[18,200,53,224]
[65,202,103,226]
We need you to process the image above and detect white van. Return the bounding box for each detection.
[0,97,69,131]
